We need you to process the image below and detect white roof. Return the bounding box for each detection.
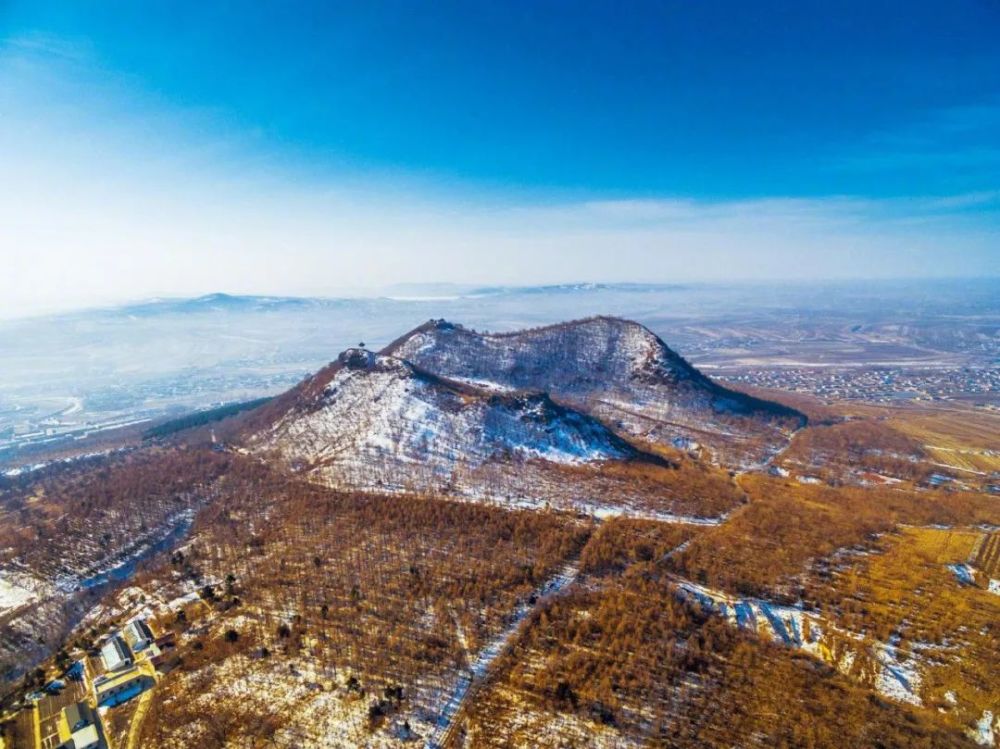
[123,619,152,647]
[100,636,131,672]
[71,724,100,749]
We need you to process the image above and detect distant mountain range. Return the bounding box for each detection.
[98,284,694,316]
[10,277,998,324]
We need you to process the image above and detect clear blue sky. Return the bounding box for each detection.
[0,1,997,316]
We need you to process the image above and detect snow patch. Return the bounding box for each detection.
[971,710,996,747]
[675,577,924,706]
[0,573,41,613]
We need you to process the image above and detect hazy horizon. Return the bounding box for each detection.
[1,276,998,323]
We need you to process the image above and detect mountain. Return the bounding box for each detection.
[249,346,695,518]
[388,316,805,465]
[7,318,1000,749]
[246,317,802,517]
[467,282,689,296]
[115,293,324,316]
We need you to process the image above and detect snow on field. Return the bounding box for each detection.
[424,563,579,749]
[2,462,47,477]
[145,563,582,749]
[589,505,728,526]
[1,446,129,477]
[464,693,638,749]
[675,580,824,650]
[80,585,162,628]
[447,375,516,394]
[874,642,923,706]
[52,508,196,592]
[162,591,202,611]
[988,579,1000,596]
[837,650,856,675]
[172,654,422,748]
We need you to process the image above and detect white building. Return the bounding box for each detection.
[99,635,133,673]
[122,618,154,651]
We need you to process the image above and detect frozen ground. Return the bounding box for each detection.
[391,317,803,465]
[262,352,635,478]
[973,710,997,747]
[948,562,977,586]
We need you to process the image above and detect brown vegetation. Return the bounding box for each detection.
[579,517,696,576]
[463,573,969,748]
[134,463,591,747]
[801,527,1000,734]
[669,474,1000,598]
[976,532,1000,577]
[780,419,932,482]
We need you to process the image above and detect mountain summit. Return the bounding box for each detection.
[389,317,804,463]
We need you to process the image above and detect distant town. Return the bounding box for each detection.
[717,365,1000,406]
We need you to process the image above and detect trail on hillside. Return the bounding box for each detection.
[424,563,579,749]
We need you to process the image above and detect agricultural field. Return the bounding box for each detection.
[886,407,1000,477]
[976,533,1000,578]
[667,472,1000,596]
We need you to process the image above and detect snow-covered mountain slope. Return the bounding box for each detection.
[253,347,648,494]
[388,317,805,465]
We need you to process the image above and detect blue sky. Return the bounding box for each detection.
[0,1,997,316]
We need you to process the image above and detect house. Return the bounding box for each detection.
[99,635,133,673]
[122,618,154,651]
[56,701,105,749]
[93,663,155,707]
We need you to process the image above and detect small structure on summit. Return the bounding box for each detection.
[339,347,377,370]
